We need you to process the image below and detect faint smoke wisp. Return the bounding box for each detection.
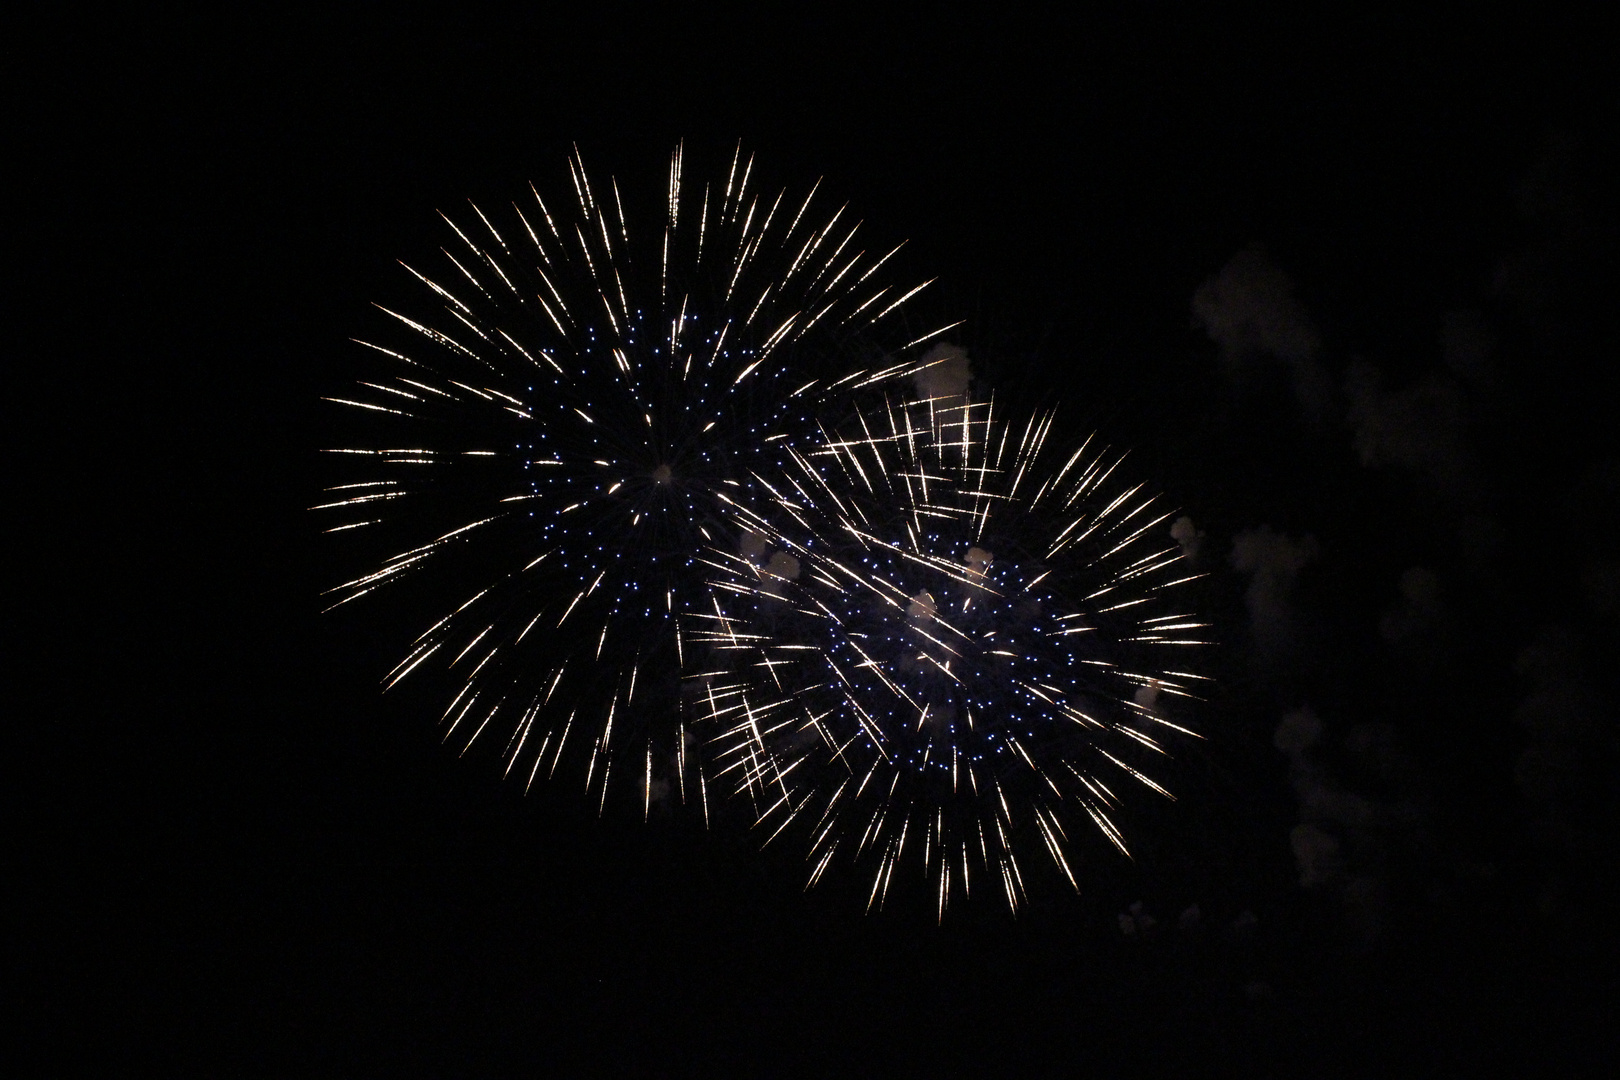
[1192,246,1330,416]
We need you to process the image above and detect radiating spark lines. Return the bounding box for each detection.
[689,395,1209,916]
[318,143,946,816]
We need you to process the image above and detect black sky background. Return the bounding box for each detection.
[22,10,1618,1075]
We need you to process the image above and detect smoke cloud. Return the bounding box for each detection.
[1231,526,1320,659]
[913,342,972,402]
[1192,247,1331,415]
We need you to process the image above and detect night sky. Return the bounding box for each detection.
[25,11,1617,1075]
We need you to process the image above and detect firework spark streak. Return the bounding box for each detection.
[318,144,953,815]
[689,395,1209,915]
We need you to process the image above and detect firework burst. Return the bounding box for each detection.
[689,392,1210,915]
[317,144,955,818]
